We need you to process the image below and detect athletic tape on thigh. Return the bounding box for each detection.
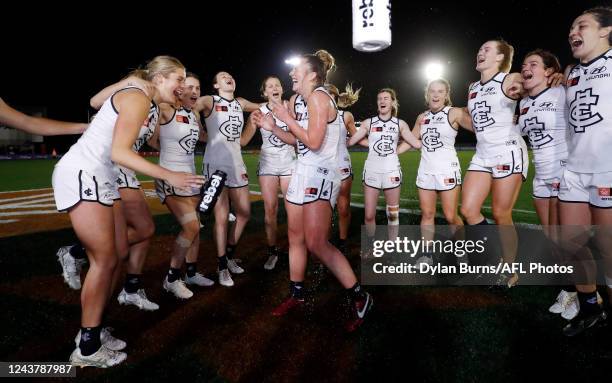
[386,204,400,225]
[178,211,198,225]
[175,235,192,248]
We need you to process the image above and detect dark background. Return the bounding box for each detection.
[1,0,606,151]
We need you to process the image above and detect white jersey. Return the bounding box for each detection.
[293,88,342,178]
[57,87,158,180]
[566,49,612,173]
[159,107,199,173]
[293,94,310,158]
[518,87,569,178]
[418,106,460,174]
[259,104,296,165]
[203,95,244,166]
[338,110,352,171]
[365,115,401,171]
[468,72,522,157]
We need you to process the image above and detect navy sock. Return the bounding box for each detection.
[186,262,197,278]
[124,274,141,294]
[226,244,237,259]
[218,255,228,271]
[578,291,600,315]
[290,281,304,300]
[167,268,182,283]
[70,243,87,259]
[347,282,366,302]
[79,326,102,356]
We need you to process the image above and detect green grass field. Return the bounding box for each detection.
[0,150,538,223]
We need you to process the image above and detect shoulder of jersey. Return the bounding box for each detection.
[259,104,270,113]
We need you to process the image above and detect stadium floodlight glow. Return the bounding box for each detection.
[424,62,444,82]
[284,56,301,66]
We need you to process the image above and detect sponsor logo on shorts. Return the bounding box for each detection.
[341,168,350,174]
[496,164,511,172]
[305,187,318,195]
[451,162,459,168]
[390,176,400,183]
[241,173,249,181]
[598,187,612,198]
[84,188,93,197]
[505,139,517,146]
[444,178,456,185]
[552,182,560,191]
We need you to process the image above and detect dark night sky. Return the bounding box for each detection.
[1,0,607,150]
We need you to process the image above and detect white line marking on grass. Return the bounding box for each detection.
[247,190,540,229]
[0,187,52,194]
[0,193,54,203]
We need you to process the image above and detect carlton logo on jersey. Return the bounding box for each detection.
[179,129,199,154]
[522,117,553,149]
[134,125,155,151]
[297,141,310,156]
[373,135,395,156]
[268,134,285,148]
[471,101,495,131]
[569,88,603,133]
[422,127,443,152]
[219,115,242,141]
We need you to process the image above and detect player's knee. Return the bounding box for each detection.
[386,205,400,226]
[142,219,155,240]
[183,221,200,242]
[491,206,511,223]
[443,211,457,224]
[421,209,436,223]
[305,235,325,254]
[364,210,377,224]
[460,205,477,221]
